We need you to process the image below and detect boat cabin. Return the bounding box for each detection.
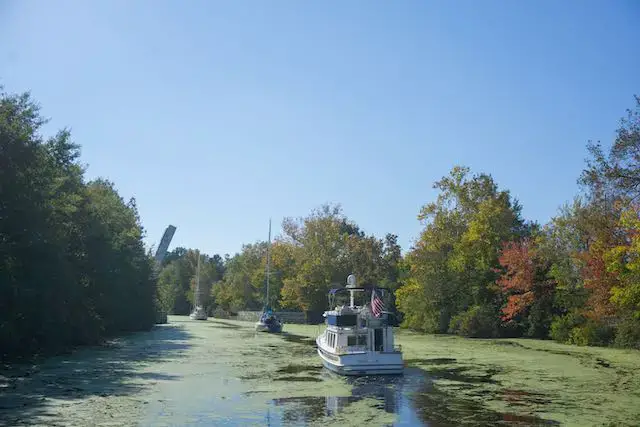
[323,292,397,355]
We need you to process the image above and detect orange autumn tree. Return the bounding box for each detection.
[574,199,625,322]
[497,240,536,321]
[581,241,620,321]
[497,238,555,329]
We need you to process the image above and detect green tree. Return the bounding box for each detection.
[399,166,524,336]
[278,203,396,313]
[157,262,182,314]
[213,243,267,311]
[581,95,640,200]
[0,88,157,360]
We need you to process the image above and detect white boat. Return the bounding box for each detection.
[316,274,403,376]
[255,219,283,333]
[189,305,207,320]
[189,250,208,321]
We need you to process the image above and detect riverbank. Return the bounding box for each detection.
[1,317,638,426]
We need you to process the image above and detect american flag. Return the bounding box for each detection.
[371,289,386,318]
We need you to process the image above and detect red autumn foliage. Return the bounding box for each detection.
[497,239,550,321]
[580,245,618,321]
[503,293,536,321]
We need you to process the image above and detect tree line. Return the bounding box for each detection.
[2,87,639,362]
[1,89,158,361]
[157,205,403,320]
[160,95,640,349]
[398,98,640,348]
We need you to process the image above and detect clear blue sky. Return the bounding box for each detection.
[1,1,638,256]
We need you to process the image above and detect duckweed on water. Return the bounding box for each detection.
[3,317,640,426]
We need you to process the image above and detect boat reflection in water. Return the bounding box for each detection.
[269,370,426,426]
[325,374,402,415]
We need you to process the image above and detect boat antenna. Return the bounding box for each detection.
[196,249,201,307]
[346,274,357,307]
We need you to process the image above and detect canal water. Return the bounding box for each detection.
[1,317,560,426]
[138,319,557,426]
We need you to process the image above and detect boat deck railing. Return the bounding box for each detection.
[335,345,403,355]
[336,345,367,355]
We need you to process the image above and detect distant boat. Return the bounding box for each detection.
[316,274,403,376]
[189,250,208,321]
[255,308,282,333]
[255,219,283,333]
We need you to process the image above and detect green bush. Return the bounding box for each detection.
[498,320,524,338]
[614,316,640,349]
[448,305,499,338]
[212,306,230,319]
[525,295,554,339]
[569,320,614,346]
[550,311,584,343]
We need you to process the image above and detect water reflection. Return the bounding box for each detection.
[325,373,402,415]
[270,369,421,425]
[269,366,560,426]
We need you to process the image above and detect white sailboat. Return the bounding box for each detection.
[255,219,283,333]
[189,250,208,321]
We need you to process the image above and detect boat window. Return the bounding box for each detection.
[347,334,367,346]
[327,314,357,327]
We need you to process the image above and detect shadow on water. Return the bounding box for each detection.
[276,364,322,375]
[274,332,318,357]
[425,366,502,385]
[0,323,192,425]
[404,357,457,365]
[279,332,317,347]
[410,374,560,426]
[208,320,243,330]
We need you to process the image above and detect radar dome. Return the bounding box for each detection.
[346,274,357,288]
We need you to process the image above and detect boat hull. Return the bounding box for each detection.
[255,321,282,333]
[316,343,403,376]
[189,307,207,320]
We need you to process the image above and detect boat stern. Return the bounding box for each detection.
[255,321,282,333]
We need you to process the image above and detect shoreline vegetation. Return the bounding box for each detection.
[2,87,640,364]
[1,88,157,363]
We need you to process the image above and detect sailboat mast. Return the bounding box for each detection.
[266,218,271,307]
[196,250,201,306]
